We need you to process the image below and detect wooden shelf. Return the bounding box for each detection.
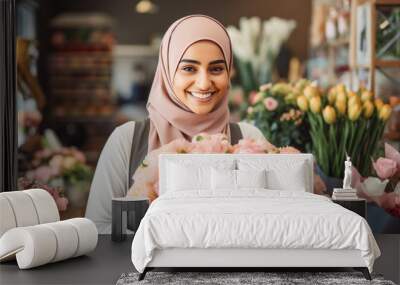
[375,0,400,6]
[375,59,400,68]
[311,37,349,50]
[350,59,400,69]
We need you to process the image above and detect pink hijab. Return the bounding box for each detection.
[146,15,233,153]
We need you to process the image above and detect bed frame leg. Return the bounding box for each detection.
[354,267,371,280]
[138,268,148,281]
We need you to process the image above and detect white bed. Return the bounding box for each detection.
[131,154,380,280]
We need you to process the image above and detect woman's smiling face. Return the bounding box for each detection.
[173,40,230,115]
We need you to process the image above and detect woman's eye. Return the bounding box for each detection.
[210,66,224,73]
[182,66,195,72]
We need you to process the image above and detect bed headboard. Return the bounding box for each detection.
[159,153,314,194]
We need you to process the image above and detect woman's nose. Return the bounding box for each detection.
[195,71,212,90]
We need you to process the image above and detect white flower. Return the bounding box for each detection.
[227,17,297,85]
[361,177,389,197]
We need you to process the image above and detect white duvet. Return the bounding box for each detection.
[131,190,380,273]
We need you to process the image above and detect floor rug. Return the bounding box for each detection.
[116,271,396,285]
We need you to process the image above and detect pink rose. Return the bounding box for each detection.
[263,97,278,111]
[191,133,231,154]
[72,149,86,163]
[369,192,400,217]
[35,149,52,160]
[232,139,268,154]
[55,197,69,211]
[259,83,272,92]
[385,143,400,172]
[34,166,53,183]
[248,91,262,105]
[372,157,398,179]
[49,155,63,175]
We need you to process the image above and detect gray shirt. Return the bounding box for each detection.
[85,121,266,234]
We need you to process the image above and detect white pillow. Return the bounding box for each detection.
[211,168,267,190]
[166,160,235,192]
[211,168,236,190]
[236,169,267,188]
[238,159,308,191]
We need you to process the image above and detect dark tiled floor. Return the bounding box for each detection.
[0,234,398,284]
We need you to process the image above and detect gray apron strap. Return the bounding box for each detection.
[229,122,243,145]
[127,117,150,231]
[128,118,150,189]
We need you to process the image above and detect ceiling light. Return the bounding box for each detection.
[136,0,158,14]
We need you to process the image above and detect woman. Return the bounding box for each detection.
[85,15,271,234]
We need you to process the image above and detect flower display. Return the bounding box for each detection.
[21,146,93,210]
[352,143,400,218]
[26,147,92,185]
[127,133,326,202]
[294,81,393,178]
[244,81,311,152]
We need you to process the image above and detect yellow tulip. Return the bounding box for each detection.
[323,106,337,124]
[335,99,347,115]
[362,100,374,119]
[303,85,320,100]
[296,95,309,111]
[348,104,362,121]
[348,95,361,107]
[310,96,322,113]
[379,104,392,121]
[328,90,336,105]
[294,79,309,92]
[336,91,347,103]
[375,98,384,111]
[361,90,373,102]
[347,91,357,98]
[336,84,346,94]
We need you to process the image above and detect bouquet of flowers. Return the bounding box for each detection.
[26,147,92,185]
[244,81,311,152]
[352,143,400,217]
[24,146,93,208]
[127,133,326,202]
[294,81,392,178]
[227,17,297,92]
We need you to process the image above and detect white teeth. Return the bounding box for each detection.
[189,92,214,99]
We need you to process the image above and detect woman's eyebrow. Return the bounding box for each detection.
[180,59,226,65]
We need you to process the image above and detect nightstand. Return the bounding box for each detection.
[112,197,149,242]
[332,198,367,218]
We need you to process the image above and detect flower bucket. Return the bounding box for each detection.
[65,181,90,208]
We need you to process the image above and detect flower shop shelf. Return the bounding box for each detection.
[375,60,400,68]
[349,0,400,91]
[375,0,399,5]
